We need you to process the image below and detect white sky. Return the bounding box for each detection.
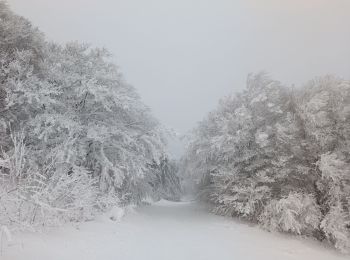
[7,0,350,134]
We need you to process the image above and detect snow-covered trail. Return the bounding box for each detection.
[3,200,347,260]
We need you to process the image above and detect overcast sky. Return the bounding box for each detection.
[7,0,350,134]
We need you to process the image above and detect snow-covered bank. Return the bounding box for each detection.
[2,200,347,260]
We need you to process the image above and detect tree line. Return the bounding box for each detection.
[183,73,350,252]
[0,1,180,230]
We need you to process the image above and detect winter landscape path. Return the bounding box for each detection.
[3,200,347,260]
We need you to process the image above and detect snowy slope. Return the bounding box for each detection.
[2,200,347,260]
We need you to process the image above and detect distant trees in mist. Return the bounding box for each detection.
[183,73,350,251]
[0,1,180,230]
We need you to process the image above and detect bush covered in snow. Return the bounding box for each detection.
[183,73,350,252]
[0,1,180,231]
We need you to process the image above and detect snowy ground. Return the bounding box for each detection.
[2,200,347,260]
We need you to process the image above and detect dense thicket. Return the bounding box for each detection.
[183,73,350,252]
[0,2,180,230]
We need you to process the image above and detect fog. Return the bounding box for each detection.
[7,0,350,135]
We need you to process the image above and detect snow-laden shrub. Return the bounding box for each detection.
[206,173,271,220]
[320,203,350,253]
[0,169,99,230]
[0,132,112,231]
[259,193,321,235]
[317,152,350,252]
